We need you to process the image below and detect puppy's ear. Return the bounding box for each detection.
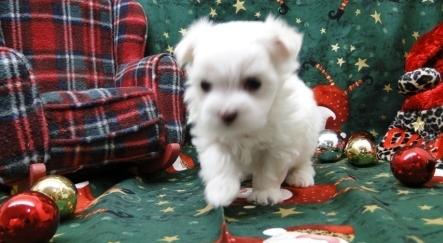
[264,15,303,64]
[174,18,213,67]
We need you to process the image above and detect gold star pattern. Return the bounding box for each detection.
[355,9,361,16]
[374,172,390,178]
[350,45,356,52]
[369,129,379,137]
[412,117,425,132]
[179,28,187,36]
[156,200,170,206]
[362,204,382,213]
[194,204,214,216]
[166,45,174,54]
[273,207,302,218]
[295,18,302,24]
[163,32,170,39]
[255,11,261,18]
[412,31,420,40]
[383,83,393,93]
[158,194,167,198]
[418,205,433,210]
[326,211,337,216]
[233,0,246,14]
[355,58,369,71]
[159,235,180,242]
[320,28,326,34]
[161,207,175,213]
[216,0,222,5]
[406,236,425,243]
[422,0,434,3]
[337,57,346,67]
[397,189,412,195]
[209,8,217,18]
[225,216,239,222]
[370,10,382,24]
[423,217,443,225]
[331,43,340,52]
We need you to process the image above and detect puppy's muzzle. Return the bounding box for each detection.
[219,111,238,125]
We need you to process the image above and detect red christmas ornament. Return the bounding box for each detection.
[0,191,59,243]
[391,147,437,187]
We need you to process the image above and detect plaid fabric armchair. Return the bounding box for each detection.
[0,0,186,185]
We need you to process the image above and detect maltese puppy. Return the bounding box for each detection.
[175,16,322,207]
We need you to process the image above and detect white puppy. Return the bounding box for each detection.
[175,16,322,207]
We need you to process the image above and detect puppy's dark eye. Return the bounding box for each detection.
[243,77,261,92]
[200,80,211,92]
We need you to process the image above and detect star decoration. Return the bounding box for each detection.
[159,235,180,242]
[158,194,167,198]
[166,45,174,54]
[337,57,346,67]
[423,217,443,225]
[412,31,420,40]
[179,28,187,36]
[412,117,425,132]
[419,205,433,210]
[355,58,370,71]
[225,216,239,222]
[422,0,434,3]
[373,172,390,179]
[383,83,393,93]
[370,129,379,137]
[255,11,261,18]
[176,189,186,192]
[161,207,175,213]
[295,18,302,24]
[406,236,425,243]
[194,204,214,216]
[326,211,337,216]
[370,10,382,24]
[350,45,356,52]
[163,32,170,39]
[355,9,361,16]
[320,28,326,34]
[216,0,222,4]
[209,8,217,18]
[156,200,170,206]
[402,38,406,44]
[233,0,246,14]
[362,204,382,213]
[331,43,340,52]
[274,207,303,218]
[397,189,412,195]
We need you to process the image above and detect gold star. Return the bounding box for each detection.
[337,57,346,67]
[156,200,170,206]
[225,216,239,222]
[273,207,302,218]
[412,31,420,40]
[163,32,170,39]
[108,241,120,243]
[194,204,214,216]
[209,8,217,18]
[406,236,425,243]
[422,0,434,3]
[362,204,382,213]
[350,45,356,52]
[331,43,340,52]
[355,58,369,71]
[397,189,412,195]
[233,0,246,14]
[412,117,425,132]
[320,28,326,34]
[418,205,432,210]
[370,10,382,24]
[402,38,406,44]
[369,129,379,137]
[158,194,167,198]
[255,11,261,18]
[374,172,390,179]
[166,45,174,54]
[404,52,409,58]
[159,235,180,242]
[383,83,393,93]
[216,0,222,4]
[326,211,337,216]
[295,18,302,24]
[176,189,186,192]
[423,217,443,225]
[161,207,175,213]
[355,9,361,16]
[179,28,187,36]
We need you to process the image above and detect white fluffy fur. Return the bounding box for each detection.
[175,16,322,207]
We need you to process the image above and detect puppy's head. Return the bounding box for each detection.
[175,16,303,137]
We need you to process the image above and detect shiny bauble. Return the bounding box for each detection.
[391,147,436,187]
[0,191,59,243]
[31,175,77,218]
[344,136,378,166]
[315,129,345,163]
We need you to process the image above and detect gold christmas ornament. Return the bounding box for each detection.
[31,175,77,218]
[344,136,378,166]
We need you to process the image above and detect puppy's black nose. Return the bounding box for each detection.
[220,112,238,125]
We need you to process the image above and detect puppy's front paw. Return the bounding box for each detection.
[205,178,240,207]
[285,167,315,187]
[247,188,284,206]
